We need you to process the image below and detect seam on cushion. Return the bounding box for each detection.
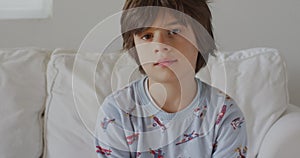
[51,48,77,57]
[0,47,51,54]
[280,52,290,108]
[218,47,278,62]
[229,48,276,61]
[42,52,66,158]
[38,50,52,158]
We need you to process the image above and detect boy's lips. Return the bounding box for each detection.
[154,59,178,67]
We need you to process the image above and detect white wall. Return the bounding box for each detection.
[0,0,299,106]
[0,0,125,49]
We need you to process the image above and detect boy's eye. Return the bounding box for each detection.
[169,29,181,35]
[141,34,153,40]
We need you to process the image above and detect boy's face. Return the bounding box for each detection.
[133,11,198,83]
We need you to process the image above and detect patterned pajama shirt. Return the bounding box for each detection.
[95,77,247,158]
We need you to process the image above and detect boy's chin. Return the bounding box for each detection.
[147,71,179,84]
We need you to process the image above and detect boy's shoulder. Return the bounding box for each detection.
[101,77,145,112]
[198,78,242,113]
[198,79,234,101]
[108,77,144,99]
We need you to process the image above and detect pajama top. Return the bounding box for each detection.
[95,76,247,158]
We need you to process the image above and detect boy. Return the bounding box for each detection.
[95,0,247,157]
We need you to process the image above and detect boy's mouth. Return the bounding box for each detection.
[154,59,178,67]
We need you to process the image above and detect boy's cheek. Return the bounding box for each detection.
[135,45,155,63]
[135,43,152,52]
[137,53,156,66]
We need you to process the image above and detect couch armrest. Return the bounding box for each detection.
[257,104,300,158]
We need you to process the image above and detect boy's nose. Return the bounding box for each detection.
[153,33,171,53]
[154,43,170,53]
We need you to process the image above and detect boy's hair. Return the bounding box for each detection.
[121,0,216,74]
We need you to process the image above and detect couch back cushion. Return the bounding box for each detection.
[44,47,288,158]
[0,48,51,158]
[44,48,141,158]
[197,47,288,157]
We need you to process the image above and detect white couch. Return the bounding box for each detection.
[0,47,300,158]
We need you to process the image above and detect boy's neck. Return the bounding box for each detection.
[148,75,198,113]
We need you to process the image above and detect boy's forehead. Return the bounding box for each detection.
[150,10,184,28]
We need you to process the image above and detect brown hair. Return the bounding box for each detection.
[121,0,216,74]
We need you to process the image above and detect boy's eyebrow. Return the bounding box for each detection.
[135,21,185,34]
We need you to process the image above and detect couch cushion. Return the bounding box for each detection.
[257,104,300,158]
[43,48,141,158]
[0,48,51,158]
[197,47,288,157]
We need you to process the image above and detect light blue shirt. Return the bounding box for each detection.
[95,77,247,158]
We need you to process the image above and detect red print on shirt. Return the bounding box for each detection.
[126,133,139,145]
[216,105,227,125]
[96,145,112,156]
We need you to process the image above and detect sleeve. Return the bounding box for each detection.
[212,98,248,158]
[94,96,132,158]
